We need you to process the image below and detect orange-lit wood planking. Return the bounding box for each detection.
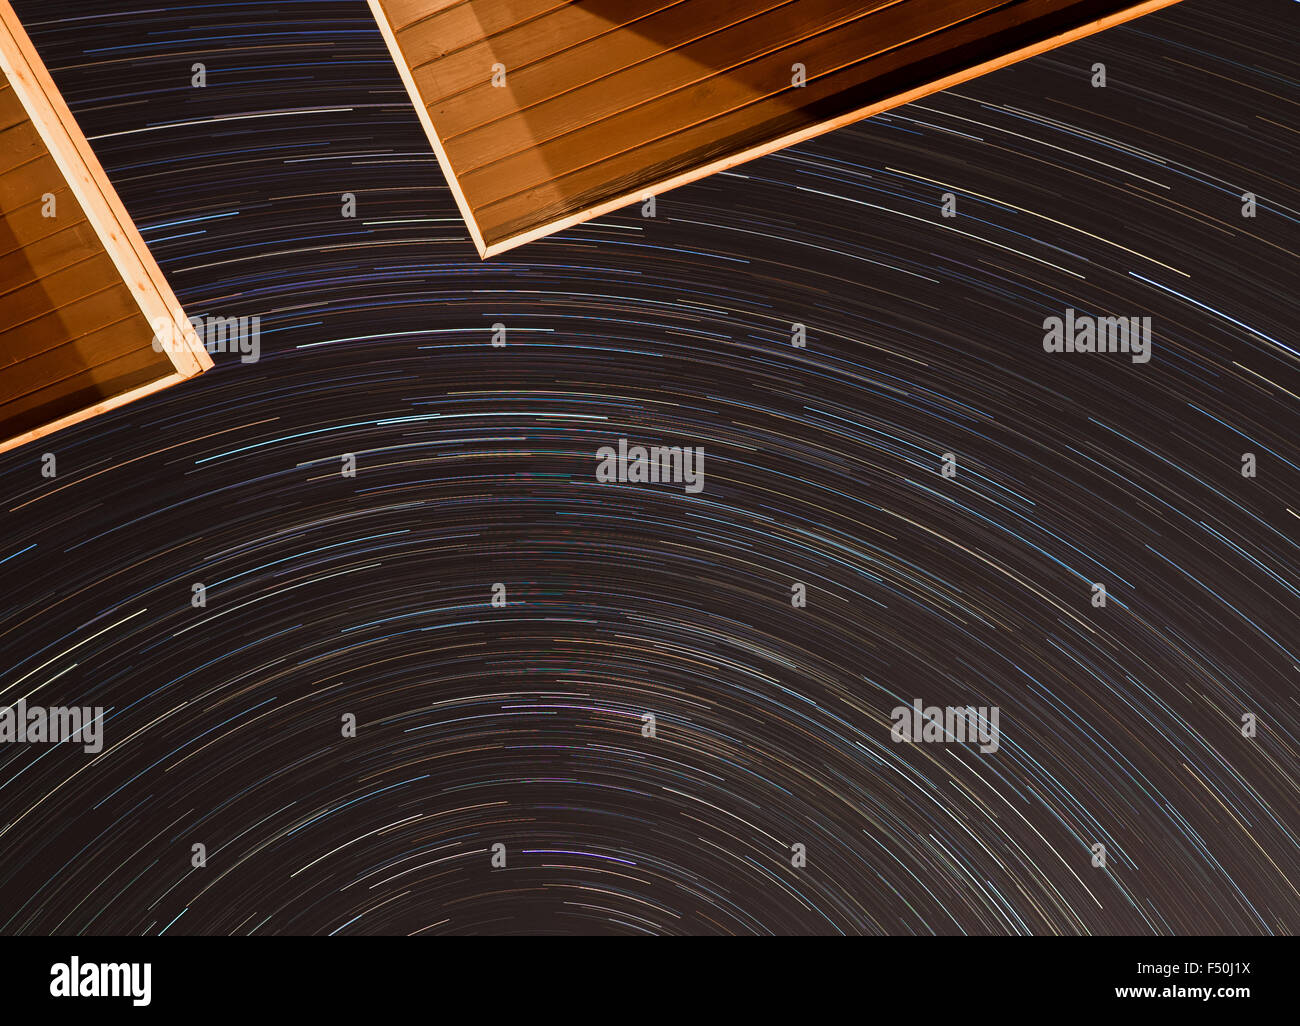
[370,0,1182,257]
[0,0,211,455]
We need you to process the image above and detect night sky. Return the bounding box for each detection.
[0,0,1296,935]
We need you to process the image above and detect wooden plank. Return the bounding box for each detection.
[0,115,48,174]
[405,0,696,105]
[0,287,141,373]
[0,81,26,131]
[0,305,150,398]
[383,0,476,32]
[0,254,124,336]
[474,0,1124,240]
[0,348,177,442]
[0,0,212,455]
[432,0,897,147]
[0,222,100,292]
[393,0,569,46]
[0,153,62,209]
[0,229,100,297]
[0,197,90,267]
[447,0,986,176]
[466,0,1011,211]
[370,0,1184,257]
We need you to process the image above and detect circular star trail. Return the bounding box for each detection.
[0,0,1295,935]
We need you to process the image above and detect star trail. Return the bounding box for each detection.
[0,0,1296,936]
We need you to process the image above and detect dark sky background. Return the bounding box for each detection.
[0,0,1296,935]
